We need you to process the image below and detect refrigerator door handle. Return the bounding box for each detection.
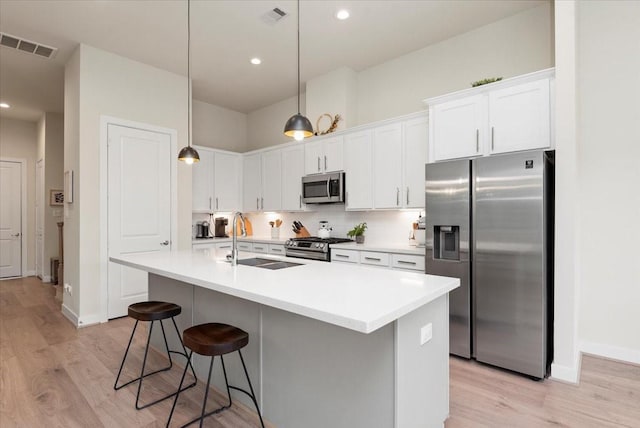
[476,129,479,153]
[491,127,495,151]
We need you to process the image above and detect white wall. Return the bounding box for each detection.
[192,99,247,152]
[43,113,64,280]
[64,44,191,325]
[576,1,640,362]
[247,93,305,151]
[306,67,357,133]
[0,117,38,274]
[356,3,553,125]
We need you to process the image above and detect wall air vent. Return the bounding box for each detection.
[0,32,58,59]
[261,7,288,25]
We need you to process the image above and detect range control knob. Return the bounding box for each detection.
[315,243,320,248]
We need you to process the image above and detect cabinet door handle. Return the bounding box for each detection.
[324,155,327,171]
[261,197,264,210]
[476,129,480,152]
[397,260,417,265]
[218,245,231,249]
[334,254,349,258]
[365,256,381,262]
[491,127,495,151]
[216,197,219,210]
[299,194,302,209]
[257,198,259,210]
[317,157,321,172]
[396,188,400,206]
[406,187,409,205]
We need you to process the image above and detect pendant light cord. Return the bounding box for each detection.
[188,0,192,148]
[297,0,301,114]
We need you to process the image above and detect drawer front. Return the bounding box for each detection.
[237,242,252,251]
[214,242,233,251]
[252,243,268,253]
[268,244,285,255]
[331,249,359,263]
[360,251,390,267]
[391,253,425,271]
[193,243,216,250]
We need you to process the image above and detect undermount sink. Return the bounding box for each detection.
[235,257,303,270]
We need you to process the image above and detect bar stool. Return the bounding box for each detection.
[114,301,197,410]
[167,323,265,428]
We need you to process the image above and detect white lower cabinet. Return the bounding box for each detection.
[268,244,285,255]
[237,242,252,251]
[391,253,424,271]
[214,241,233,251]
[251,242,268,253]
[332,248,424,272]
[331,248,359,264]
[360,251,390,268]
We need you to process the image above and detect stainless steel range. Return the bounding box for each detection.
[284,237,352,262]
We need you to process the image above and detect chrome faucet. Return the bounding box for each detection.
[228,212,247,266]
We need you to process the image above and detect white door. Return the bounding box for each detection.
[488,79,551,154]
[213,152,241,211]
[192,147,214,212]
[0,160,22,278]
[242,154,262,212]
[281,145,306,211]
[403,116,428,208]
[344,130,373,210]
[323,135,344,172]
[430,94,486,161]
[107,124,172,319]
[373,123,403,209]
[35,159,44,279]
[304,140,324,175]
[261,150,282,211]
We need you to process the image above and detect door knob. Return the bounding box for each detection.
[12,233,21,237]
[160,240,169,246]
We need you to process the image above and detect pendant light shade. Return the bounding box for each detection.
[284,0,312,141]
[178,0,199,164]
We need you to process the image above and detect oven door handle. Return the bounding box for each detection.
[326,179,331,198]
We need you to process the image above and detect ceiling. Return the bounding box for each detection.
[0,0,546,122]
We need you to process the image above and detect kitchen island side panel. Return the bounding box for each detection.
[261,306,395,428]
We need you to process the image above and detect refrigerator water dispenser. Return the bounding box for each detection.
[434,226,460,260]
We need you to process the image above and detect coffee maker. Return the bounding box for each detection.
[214,217,228,238]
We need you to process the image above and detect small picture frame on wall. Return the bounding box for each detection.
[50,189,64,206]
[64,170,74,204]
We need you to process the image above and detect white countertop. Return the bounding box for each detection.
[192,236,289,245]
[110,249,458,334]
[330,240,425,256]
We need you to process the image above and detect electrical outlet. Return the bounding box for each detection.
[420,323,433,345]
[64,283,72,296]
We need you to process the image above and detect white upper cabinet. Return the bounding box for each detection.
[304,135,343,175]
[430,95,486,161]
[344,130,373,210]
[261,150,282,211]
[281,145,306,211]
[488,79,550,154]
[192,148,215,212]
[426,69,554,163]
[243,153,262,212]
[403,116,428,208]
[213,151,241,212]
[372,123,403,209]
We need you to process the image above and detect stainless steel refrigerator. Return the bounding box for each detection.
[425,150,554,379]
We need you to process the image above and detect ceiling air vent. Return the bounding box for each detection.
[261,7,288,25]
[0,32,58,59]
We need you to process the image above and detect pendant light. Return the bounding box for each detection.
[283,0,313,141]
[178,0,200,164]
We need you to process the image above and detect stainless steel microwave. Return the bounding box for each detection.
[301,171,345,204]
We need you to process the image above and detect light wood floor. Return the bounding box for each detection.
[1,277,639,427]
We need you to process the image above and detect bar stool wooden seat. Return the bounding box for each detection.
[167,323,265,428]
[114,301,197,410]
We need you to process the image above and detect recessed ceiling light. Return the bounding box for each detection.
[250,57,262,65]
[336,9,350,20]
[0,102,10,109]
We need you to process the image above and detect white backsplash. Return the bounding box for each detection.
[194,205,423,244]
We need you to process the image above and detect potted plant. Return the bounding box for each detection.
[347,222,367,244]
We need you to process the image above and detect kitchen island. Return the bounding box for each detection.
[110,249,458,428]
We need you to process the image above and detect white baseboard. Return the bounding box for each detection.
[61,303,79,327]
[42,275,52,283]
[24,270,36,277]
[551,361,581,384]
[78,313,103,328]
[580,341,640,365]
